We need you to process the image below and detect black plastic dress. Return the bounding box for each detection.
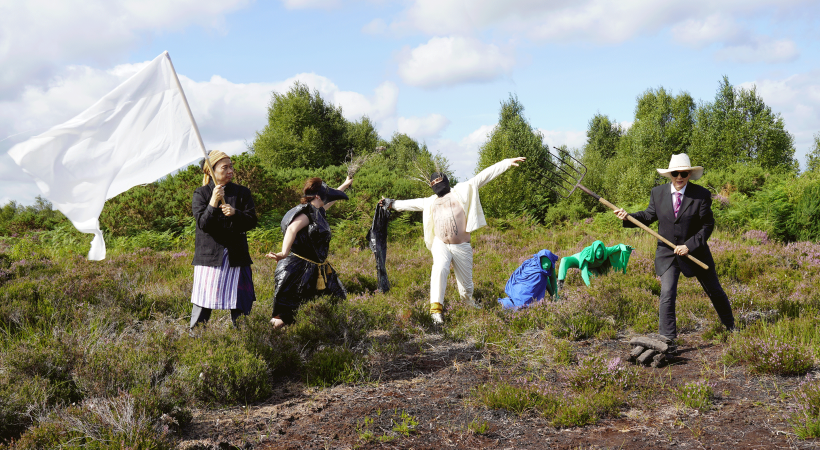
[365,203,391,293]
[272,203,346,323]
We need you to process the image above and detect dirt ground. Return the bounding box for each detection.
[176,330,820,450]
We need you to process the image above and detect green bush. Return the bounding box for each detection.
[303,346,365,387]
[288,298,372,353]
[790,181,820,242]
[474,381,559,415]
[175,330,271,405]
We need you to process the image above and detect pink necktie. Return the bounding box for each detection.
[674,192,682,217]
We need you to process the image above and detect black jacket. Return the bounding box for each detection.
[192,181,257,267]
[624,182,716,277]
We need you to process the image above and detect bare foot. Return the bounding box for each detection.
[270,317,285,329]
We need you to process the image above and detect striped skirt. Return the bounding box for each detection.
[191,249,255,313]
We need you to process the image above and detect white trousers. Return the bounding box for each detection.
[430,237,474,309]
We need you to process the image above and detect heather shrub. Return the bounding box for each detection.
[173,329,271,405]
[565,356,636,392]
[2,328,83,406]
[303,346,366,387]
[790,375,820,439]
[675,380,715,411]
[240,311,302,378]
[73,326,178,400]
[8,394,174,450]
[0,374,53,441]
[725,332,813,376]
[288,297,373,353]
[549,297,615,341]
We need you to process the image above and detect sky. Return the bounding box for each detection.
[1,0,819,205]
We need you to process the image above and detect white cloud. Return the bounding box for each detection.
[538,129,588,152]
[430,124,588,181]
[397,36,515,88]
[362,18,387,35]
[739,71,820,169]
[280,0,340,9]
[0,0,251,99]
[715,38,799,63]
[424,124,493,181]
[397,114,450,138]
[671,13,743,48]
[379,0,816,62]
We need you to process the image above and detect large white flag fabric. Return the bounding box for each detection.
[9,52,203,260]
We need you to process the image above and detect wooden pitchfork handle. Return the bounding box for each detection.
[578,185,710,270]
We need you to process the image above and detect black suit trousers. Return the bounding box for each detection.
[659,262,735,340]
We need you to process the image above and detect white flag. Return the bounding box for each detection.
[9,52,203,260]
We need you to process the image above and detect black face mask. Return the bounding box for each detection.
[316,182,349,203]
[430,172,451,197]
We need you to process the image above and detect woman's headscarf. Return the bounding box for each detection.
[201,150,230,186]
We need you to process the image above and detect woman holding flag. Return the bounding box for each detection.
[190,150,258,328]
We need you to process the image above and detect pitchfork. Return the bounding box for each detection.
[541,147,709,270]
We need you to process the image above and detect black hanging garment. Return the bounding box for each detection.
[366,203,391,293]
[271,203,346,324]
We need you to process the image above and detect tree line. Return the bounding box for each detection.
[1,76,819,243]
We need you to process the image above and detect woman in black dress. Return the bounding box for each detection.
[265,176,352,328]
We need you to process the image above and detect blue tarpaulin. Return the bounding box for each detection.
[498,249,559,310]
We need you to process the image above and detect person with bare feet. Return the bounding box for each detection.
[380,157,526,324]
[265,176,352,329]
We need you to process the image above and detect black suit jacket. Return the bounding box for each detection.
[192,181,258,267]
[623,182,715,277]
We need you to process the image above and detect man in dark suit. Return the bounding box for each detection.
[614,154,735,343]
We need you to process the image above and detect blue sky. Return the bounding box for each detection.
[2,0,819,205]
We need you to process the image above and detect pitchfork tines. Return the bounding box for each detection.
[540,146,593,199]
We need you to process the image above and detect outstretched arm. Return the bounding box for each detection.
[470,157,525,189]
[382,196,427,212]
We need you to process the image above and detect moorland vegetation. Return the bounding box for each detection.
[1,77,819,447]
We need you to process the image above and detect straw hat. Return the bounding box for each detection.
[656,153,703,180]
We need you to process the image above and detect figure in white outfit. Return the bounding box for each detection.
[380,157,526,324]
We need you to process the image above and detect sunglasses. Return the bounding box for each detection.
[671,171,689,178]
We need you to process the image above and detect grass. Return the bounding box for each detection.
[1,212,820,445]
[472,380,626,427]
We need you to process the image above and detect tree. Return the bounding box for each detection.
[345,116,380,159]
[602,87,695,205]
[690,76,796,171]
[806,132,820,174]
[575,114,623,210]
[374,132,451,181]
[476,95,555,220]
[586,113,622,160]
[624,86,695,168]
[253,82,349,170]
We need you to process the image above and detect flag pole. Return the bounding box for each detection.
[164,51,223,204]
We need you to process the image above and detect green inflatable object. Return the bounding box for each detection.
[558,240,633,286]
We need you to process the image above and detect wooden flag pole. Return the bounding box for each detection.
[164,51,224,204]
